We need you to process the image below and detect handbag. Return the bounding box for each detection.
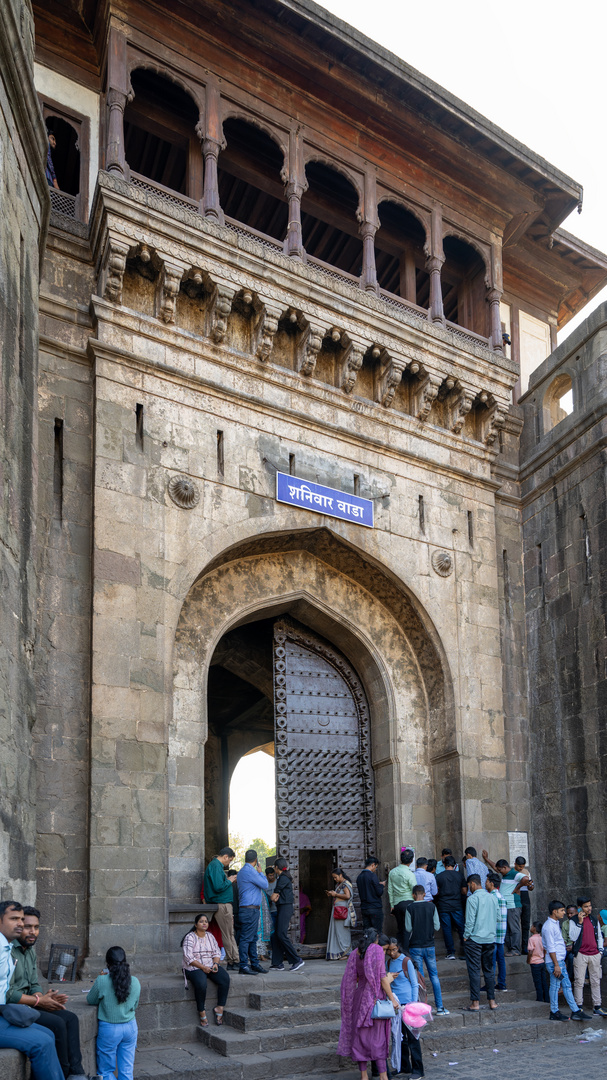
[333,905,348,921]
[371,997,396,1019]
[0,1004,40,1027]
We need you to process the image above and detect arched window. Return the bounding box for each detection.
[543,373,573,432]
[124,69,200,198]
[375,201,429,308]
[218,118,287,241]
[301,161,362,277]
[442,235,488,337]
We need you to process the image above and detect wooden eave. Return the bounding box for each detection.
[504,229,607,330]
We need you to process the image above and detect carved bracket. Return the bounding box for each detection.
[156,261,184,324]
[339,341,365,394]
[209,284,236,344]
[255,302,283,362]
[481,401,507,446]
[446,385,475,434]
[374,351,407,408]
[100,237,131,305]
[296,324,323,377]
[411,372,441,420]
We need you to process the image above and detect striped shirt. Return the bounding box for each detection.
[494,889,507,944]
[182,931,221,972]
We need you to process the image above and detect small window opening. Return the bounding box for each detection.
[467,510,474,546]
[581,513,591,581]
[375,201,429,308]
[289,453,295,476]
[45,116,80,196]
[418,494,425,533]
[301,161,362,277]
[217,430,224,477]
[441,235,488,337]
[353,474,360,496]
[543,373,573,432]
[537,543,544,602]
[18,234,25,381]
[53,418,64,521]
[218,118,287,241]
[135,403,144,450]
[502,549,511,617]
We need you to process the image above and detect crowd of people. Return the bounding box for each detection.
[3,844,607,1080]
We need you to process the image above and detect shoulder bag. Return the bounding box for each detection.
[0,1003,40,1027]
[371,997,396,1019]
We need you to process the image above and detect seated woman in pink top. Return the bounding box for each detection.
[527,920,549,1002]
[181,913,230,1027]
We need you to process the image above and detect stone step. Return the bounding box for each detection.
[198,1020,340,1056]
[134,1042,347,1080]
[248,986,341,1010]
[223,1001,342,1031]
[422,1015,578,1051]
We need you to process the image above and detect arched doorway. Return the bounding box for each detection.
[204,614,375,945]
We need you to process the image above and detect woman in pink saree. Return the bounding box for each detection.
[337,929,400,1080]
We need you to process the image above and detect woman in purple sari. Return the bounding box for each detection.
[337,928,400,1080]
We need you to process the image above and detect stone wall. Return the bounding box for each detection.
[0,0,48,901]
[520,301,607,912]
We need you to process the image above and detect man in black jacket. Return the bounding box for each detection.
[269,859,305,972]
[356,856,385,932]
[435,856,467,959]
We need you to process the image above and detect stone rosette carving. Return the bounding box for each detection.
[431,550,453,577]
[168,475,200,509]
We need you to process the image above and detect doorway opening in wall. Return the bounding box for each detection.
[205,613,375,952]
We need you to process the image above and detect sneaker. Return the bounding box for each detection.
[239,967,258,975]
[226,963,237,971]
[445,954,455,960]
[410,1072,423,1080]
[496,986,508,991]
[549,1011,569,1021]
[570,1010,592,1021]
[269,964,285,971]
[290,959,305,972]
[251,966,268,974]
[593,1005,607,1016]
[435,1007,450,1015]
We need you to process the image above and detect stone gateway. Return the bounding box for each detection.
[1,0,607,980]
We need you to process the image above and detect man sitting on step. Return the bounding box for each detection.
[8,906,90,1080]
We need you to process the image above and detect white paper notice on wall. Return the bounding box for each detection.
[508,831,529,867]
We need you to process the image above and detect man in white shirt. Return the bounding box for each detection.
[0,900,65,1080]
[541,900,592,1023]
[414,858,438,902]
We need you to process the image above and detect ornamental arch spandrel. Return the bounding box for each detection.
[169,528,460,902]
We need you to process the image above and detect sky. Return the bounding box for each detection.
[316,0,607,343]
[227,0,606,845]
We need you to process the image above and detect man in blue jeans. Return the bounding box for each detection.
[435,856,466,959]
[236,849,270,975]
[405,884,449,1015]
[541,900,592,1022]
[0,901,64,1080]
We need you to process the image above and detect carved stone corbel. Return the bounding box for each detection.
[209,284,235,344]
[374,352,407,408]
[255,303,283,362]
[339,342,364,394]
[100,237,131,305]
[156,262,184,324]
[446,385,475,434]
[411,373,442,421]
[481,401,506,446]
[296,325,323,377]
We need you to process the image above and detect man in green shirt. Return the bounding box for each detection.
[388,848,417,951]
[203,846,238,968]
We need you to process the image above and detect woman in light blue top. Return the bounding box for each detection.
[87,947,140,1080]
[386,938,424,1079]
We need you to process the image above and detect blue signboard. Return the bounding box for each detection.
[276,472,374,528]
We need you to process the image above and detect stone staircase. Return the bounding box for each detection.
[2,953,599,1080]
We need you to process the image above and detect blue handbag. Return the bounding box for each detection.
[371,997,396,1019]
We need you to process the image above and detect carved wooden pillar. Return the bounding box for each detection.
[200,82,224,221]
[427,204,445,324]
[284,127,306,258]
[359,169,379,293]
[399,250,417,303]
[487,288,503,352]
[105,28,130,175]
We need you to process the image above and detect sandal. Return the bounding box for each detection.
[199,1012,208,1027]
[213,1008,224,1026]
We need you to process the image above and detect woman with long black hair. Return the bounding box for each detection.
[87,946,140,1080]
[181,913,230,1026]
[326,867,355,960]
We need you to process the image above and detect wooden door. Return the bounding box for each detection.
[273,618,375,941]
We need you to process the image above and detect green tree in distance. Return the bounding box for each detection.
[229,832,276,870]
